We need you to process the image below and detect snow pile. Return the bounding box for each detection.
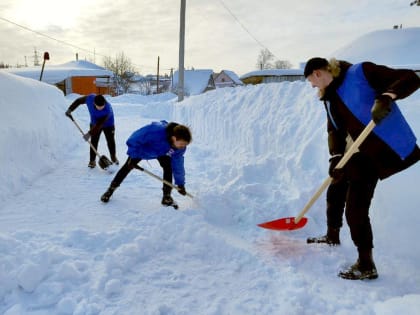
[332,27,420,66]
[0,72,78,203]
[0,29,420,313]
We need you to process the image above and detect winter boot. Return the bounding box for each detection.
[161,195,178,209]
[338,249,378,280]
[111,155,119,165]
[307,227,340,245]
[88,160,96,168]
[101,186,117,203]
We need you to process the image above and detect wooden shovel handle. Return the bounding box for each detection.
[135,165,194,199]
[71,118,102,158]
[295,120,376,223]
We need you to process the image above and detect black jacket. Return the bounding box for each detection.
[323,61,420,179]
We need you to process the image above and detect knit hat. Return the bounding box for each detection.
[94,95,106,106]
[304,57,329,77]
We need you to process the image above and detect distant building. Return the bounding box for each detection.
[3,60,115,95]
[213,70,244,88]
[172,69,216,96]
[240,69,304,85]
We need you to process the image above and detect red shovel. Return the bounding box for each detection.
[258,120,376,231]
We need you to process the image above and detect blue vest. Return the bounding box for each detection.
[336,63,416,159]
[86,94,114,127]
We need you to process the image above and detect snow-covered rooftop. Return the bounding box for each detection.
[3,60,114,84]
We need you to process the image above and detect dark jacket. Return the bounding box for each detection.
[323,61,420,179]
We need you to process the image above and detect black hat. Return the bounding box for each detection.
[304,57,328,77]
[94,95,106,106]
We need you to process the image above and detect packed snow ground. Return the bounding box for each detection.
[0,69,419,315]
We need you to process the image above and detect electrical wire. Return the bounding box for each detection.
[217,0,278,59]
[0,16,161,71]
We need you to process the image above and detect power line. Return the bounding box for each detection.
[217,0,278,59]
[0,16,98,56]
[0,16,163,72]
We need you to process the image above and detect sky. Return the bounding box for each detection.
[0,30,420,314]
[0,0,419,76]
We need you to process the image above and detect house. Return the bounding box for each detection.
[212,70,243,88]
[240,69,304,85]
[172,69,215,96]
[4,60,115,95]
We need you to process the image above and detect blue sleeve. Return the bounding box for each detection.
[171,149,186,186]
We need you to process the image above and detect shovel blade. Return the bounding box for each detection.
[258,217,308,231]
[98,155,113,170]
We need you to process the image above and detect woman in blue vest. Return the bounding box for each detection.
[304,57,420,280]
[100,121,191,208]
[66,94,118,168]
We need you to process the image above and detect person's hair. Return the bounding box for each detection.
[94,95,106,106]
[173,124,192,143]
[304,57,341,78]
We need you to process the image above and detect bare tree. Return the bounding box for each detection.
[256,49,293,70]
[256,48,274,70]
[274,60,293,69]
[0,62,10,69]
[103,52,136,94]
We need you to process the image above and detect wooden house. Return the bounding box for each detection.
[240,69,304,85]
[212,70,243,88]
[5,60,115,95]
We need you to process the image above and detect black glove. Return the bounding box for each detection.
[177,185,187,196]
[329,154,344,179]
[65,110,73,120]
[83,132,91,141]
[371,95,392,124]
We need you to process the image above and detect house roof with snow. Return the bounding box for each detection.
[172,69,215,96]
[240,69,303,80]
[219,70,243,85]
[3,60,114,84]
[331,27,420,67]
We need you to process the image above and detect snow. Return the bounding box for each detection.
[4,60,113,85]
[172,69,214,96]
[332,27,420,66]
[1,29,420,315]
[240,68,304,80]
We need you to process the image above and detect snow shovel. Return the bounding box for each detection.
[134,165,194,198]
[69,116,113,170]
[258,120,376,231]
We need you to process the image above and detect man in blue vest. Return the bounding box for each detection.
[304,57,420,280]
[100,121,191,208]
[66,94,119,168]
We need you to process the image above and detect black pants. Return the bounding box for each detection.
[326,152,379,250]
[90,125,116,162]
[110,156,173,195]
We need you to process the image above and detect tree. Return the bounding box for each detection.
[256,48,274,70]
[273,60,293,69]
[256,48,293,70]
[0,62,10,69]
[103,52,136,94]
[410,0,419,6]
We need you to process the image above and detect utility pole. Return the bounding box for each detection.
[157,56,160,94]
[178,0,186,102]
[33,48,40,66]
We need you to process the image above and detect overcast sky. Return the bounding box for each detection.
[0,0,418,75]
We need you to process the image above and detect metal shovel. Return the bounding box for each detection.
[69,116,113,170]
[258,120,376,231]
